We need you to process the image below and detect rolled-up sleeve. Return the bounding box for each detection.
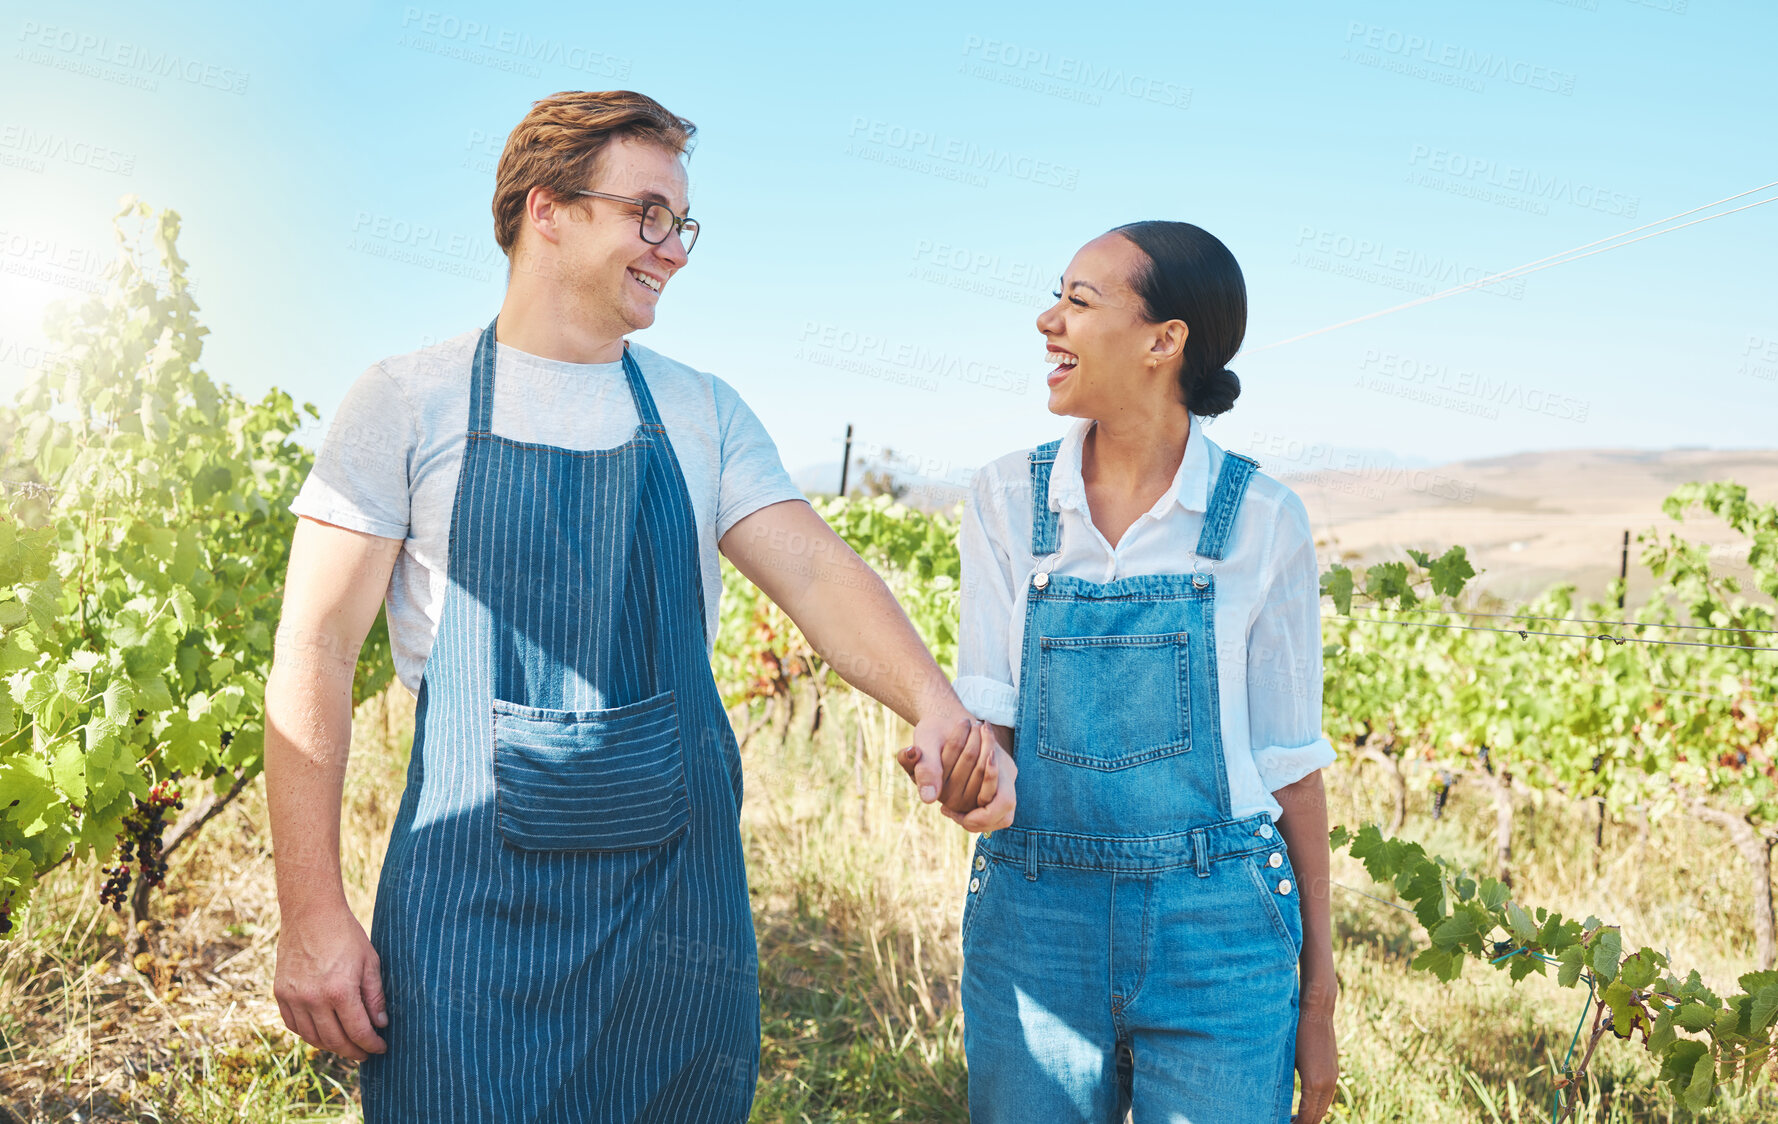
[1247,491,1337,796]
[956,465,1019,727]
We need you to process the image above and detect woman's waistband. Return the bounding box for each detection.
[977,812,1282,874]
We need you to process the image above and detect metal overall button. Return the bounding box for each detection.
[974,854,987,871]
[1268,852,1283,869]
[1257,823,1274,839]
[969,877,981,893]
[1277,879,1293,895]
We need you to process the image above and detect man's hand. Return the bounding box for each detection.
[897,717,1017,833]
[274,903,389,1062]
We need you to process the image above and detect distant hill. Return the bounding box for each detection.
[789,446,1778,604]
[1270,447,1778,605]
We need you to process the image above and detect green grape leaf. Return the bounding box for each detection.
[1619,949,1662,990]
[1593,928,1623,984]
[1676,1002,1717,1032]
[1753,984,1778,1033]
[50,738,86,800]
[1558,945,1585,988]
[1411,944,1464,983]
[1,757,57,836]
[1320,564,1354,616]
[1428,546,1476,597]
[1649,1007,1677,1054]
[101,679,134,725]
[1505,902,1538,944]
[1684,1048,1715,1110]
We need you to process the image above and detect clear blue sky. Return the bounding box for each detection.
[3,0,1773,492]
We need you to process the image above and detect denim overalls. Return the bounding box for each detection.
[960,438,1303,1124]
[360,319,759,1123]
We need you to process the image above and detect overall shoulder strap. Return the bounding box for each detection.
[1027,440,1063,556]
[1194,449,1260,562]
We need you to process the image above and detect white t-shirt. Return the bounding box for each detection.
[954,411,1336,823]
[289,329,805,694]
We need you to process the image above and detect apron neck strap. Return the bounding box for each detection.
[468,316,499,435]
[467,320,666,435]
[619,342,665,429]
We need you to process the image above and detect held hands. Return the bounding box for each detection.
[898,716,1016,833]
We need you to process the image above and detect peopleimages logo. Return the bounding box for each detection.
[1293,226,1527,301]
[1407,145,1639,218]
[846,117,1079,191]
[1342,22,1577,95]
[15,21,250,94]
[959,36,1191,110]
[0,124,136,176]
[397,8,630,78]
[796,321,1029,396]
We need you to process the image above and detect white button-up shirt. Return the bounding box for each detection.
[955,412,1336,823]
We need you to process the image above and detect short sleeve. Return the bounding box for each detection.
[289,362,414,541]
[1247,490,1337,797]
[955,465,1020,727]
[711,376,805,539]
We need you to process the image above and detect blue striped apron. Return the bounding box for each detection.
[360,318,759,1122]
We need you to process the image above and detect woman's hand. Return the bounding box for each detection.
[1293,969,1340,1122]
[898,717,1017,832]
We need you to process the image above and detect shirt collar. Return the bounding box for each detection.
[1048,412,1212,518]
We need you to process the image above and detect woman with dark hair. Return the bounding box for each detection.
[951,222,1339,1122]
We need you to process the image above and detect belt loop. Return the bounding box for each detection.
[1192,830,1208,878]
[1024,831,1039,882]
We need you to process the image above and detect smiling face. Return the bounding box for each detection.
[1036,232,1187,422]
[533,135,691,337]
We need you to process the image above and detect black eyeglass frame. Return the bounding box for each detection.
[575,189,699,253]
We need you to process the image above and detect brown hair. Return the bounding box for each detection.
[491,90,696,256]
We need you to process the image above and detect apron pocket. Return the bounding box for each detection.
[1036,631,1191,770]
[492,689,690,852]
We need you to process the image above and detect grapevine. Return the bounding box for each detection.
[1333,823,1778,1115]
[0,199,394,933]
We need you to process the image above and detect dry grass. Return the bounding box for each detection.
[2,680,1777,1122]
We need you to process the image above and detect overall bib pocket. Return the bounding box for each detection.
[492,689,691,852]
[1036,632,1191,770]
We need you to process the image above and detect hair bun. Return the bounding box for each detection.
[1193,367,1241,418]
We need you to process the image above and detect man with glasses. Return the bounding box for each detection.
[262,90,1013,1122]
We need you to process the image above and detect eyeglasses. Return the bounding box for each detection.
[576,189,699,254]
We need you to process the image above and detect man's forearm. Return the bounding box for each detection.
[786,545,966,728]
[263,634,358,922]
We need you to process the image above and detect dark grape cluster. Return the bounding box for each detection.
[0,891,13,936]
[1432,770,1455,821]
[98,778,184,913]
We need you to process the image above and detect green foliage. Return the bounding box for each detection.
[1332,824,1778,1109]
[1319,507,1777,822]
[713,494,959,708]
[0,199,393,929]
